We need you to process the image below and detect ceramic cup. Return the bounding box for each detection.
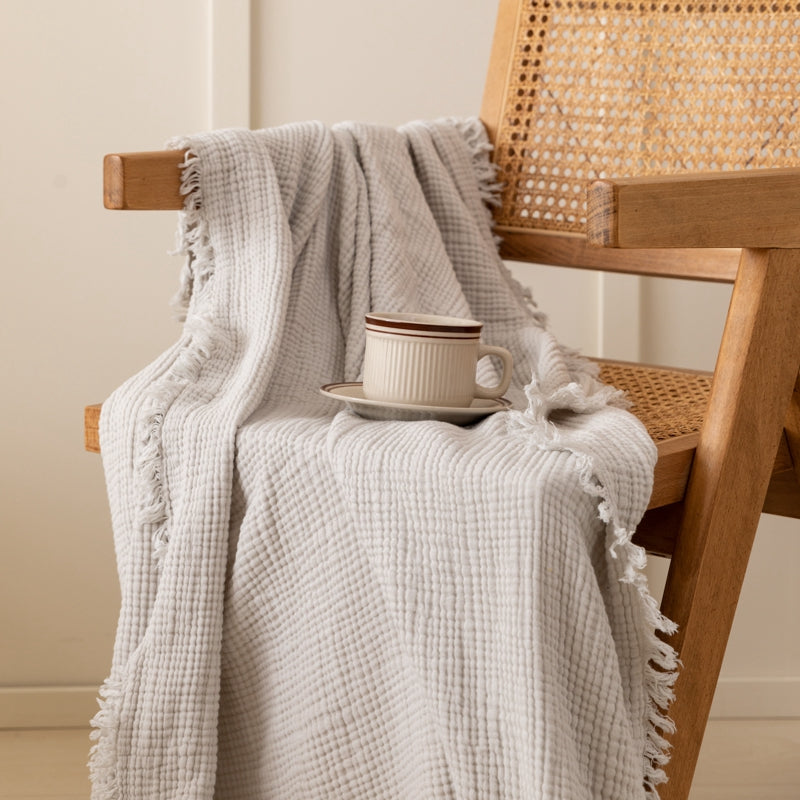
[362,312,513,407]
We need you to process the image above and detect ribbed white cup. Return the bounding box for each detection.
[363,312,513,407]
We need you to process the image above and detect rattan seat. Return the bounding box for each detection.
[598,361,711,443]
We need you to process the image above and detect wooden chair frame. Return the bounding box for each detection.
[85,3,800,796]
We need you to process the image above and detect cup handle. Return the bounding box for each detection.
[474,344,513,400]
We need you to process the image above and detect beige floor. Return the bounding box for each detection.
[0,720,798,799]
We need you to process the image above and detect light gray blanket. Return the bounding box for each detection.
[92,119,677,799]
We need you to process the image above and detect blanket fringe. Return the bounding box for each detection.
[605,510,679,797]
[457,117,549,328]
[170,148,213,321]
[507,372,679,799]
[88,676,122,799]
[451,117,505,211]
[141,144,218,561]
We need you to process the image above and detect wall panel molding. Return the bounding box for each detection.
[0,687,99,729]
[710,677,800,719]
[3,675,796,730]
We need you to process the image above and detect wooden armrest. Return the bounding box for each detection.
[84,404,101,453]
[103,150,188,210]
[587,166,800,249]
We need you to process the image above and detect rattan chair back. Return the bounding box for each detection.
[485,0,800,236]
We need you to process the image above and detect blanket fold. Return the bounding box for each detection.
[93,118,677,800]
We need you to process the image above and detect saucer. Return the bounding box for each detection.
[320,383,511,425]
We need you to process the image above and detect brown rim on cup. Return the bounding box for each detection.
[366,312,483,339]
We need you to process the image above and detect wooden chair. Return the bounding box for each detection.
[85,1,800,796]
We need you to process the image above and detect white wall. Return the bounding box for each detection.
[252,0,494,128]
[1,0,796,727]
[0,0,210,724]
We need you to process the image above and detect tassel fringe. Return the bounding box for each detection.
[503,308,679,798]
[138,144,219,561]
[88,676,123,799]
[457,117,549,327]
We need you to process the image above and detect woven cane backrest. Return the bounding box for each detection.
[485,0,800,235]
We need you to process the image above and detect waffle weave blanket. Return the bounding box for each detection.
[92,119,677,799]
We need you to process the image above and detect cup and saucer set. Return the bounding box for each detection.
[320,312,513,425]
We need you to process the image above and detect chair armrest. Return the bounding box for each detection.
[103,151,187,210]
[587,166,800,249]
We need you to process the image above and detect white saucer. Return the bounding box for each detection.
[320,382,511,425]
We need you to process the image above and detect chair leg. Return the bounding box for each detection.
[656,248,800,800]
